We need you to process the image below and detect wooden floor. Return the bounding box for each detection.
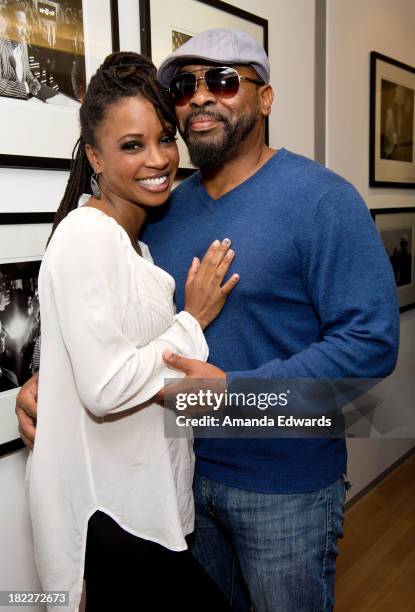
[334,453,415,611]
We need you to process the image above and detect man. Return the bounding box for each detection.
[0,2,41,99]
[16,29,399,611]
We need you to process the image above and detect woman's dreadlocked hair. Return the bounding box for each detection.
[49,52,176,241]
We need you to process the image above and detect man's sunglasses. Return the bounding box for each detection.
[169,66,264,106]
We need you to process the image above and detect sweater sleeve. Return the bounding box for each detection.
[227,184,399,384]
[46,214,208,417]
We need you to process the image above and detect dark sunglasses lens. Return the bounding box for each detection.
[205,68,240,98]
[170,74,196,106]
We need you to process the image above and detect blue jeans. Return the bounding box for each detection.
[190,473,347,612]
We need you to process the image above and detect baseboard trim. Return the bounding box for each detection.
[345,445,415,511]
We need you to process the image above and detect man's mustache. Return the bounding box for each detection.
[183,109,227,133]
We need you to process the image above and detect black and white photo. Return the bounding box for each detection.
[370,52,415,187]
[0,0,86,106]
[0,0,118,170]
[380,79,414,162]
[0,212,52,456]
[0,261,41,392]
[380,227,413,286]
[372,207,415,312]
[172,29,192,52]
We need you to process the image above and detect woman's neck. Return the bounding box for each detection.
[84,191,147,253]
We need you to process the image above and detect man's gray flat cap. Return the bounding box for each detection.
[157,28,270,88]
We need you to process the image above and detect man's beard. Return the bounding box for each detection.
[180,108,259,171]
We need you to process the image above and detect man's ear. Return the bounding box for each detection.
[260,84,274,117]
[85,143,102,174]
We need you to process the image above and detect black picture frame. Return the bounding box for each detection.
[369,52,415,188]
[0,0,120,172]
[371,207,415,312]
[139,0,269,178]
[0,212,54,458]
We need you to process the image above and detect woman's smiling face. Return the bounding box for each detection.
[86,95,179,209]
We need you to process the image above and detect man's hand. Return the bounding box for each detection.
[154,352,227,402]
[15,372,39,450]
[159,351,227,413]
[162,350,226,380]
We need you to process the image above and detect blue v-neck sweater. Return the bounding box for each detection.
[142,149,399,493]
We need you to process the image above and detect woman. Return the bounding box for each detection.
[27,52,238,611]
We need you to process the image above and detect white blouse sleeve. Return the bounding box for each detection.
[45,214,208,417]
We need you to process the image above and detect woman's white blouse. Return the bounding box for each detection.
[27,207,208,611]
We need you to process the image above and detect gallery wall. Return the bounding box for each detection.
[326,0,415,498]
[0,0,414,604]
[0,0,315,606]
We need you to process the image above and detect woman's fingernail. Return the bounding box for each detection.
[163,349,173,360]
[222,238,231,246]
[212,239,220,247]
[233,274,240,280]
[227,249,234,258]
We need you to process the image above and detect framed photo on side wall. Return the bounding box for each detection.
[371,207,415,312]
[0,0,119,171]
[139,0,269,177]
[0,213,53,457]
[370,52,415,188]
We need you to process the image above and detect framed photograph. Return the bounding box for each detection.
[371,207,415,312]
[370,52,415,188]
[0,0,119,171]
[0,212,53,457]
[139,0,269,177]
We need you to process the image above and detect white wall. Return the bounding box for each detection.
[326,0,415,500]
[326,0,415,207]
[346,309,415,498]
[1,0,413,600]
[233,0,315,157]
[0,0,316,606]
[0,450,41,606]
